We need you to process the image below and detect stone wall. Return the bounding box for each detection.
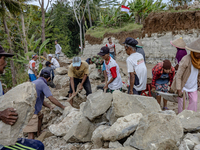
[83,30,199,64]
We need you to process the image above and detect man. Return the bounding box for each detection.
[152,60,175,110]
[98,46,122,93]
[136,38,146,62]
[55,40,62,60]
[68,57,92,106]
[171,38,200,113]
[41,61,55,88]
[48,54,60,69]
[86,56,104,72]
[0,45,44,150]
[123,37,147,95]
[86,58,92,64]
[23,69,66,139]
[28,54,38,82]
[106,37,116,60]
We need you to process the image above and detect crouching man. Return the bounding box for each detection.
[23,70,66,139]
[68,57,92,106]
[0,45,44,150]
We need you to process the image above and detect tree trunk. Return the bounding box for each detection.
[41,0,45,43]
[87,0,92,27]
[3,17,17,86]
[80,24,83,54]
[21,12,29,60]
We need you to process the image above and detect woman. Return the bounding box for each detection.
[170,37,187,70]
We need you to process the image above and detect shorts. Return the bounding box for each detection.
[23,114,38,133]
[155,83,168,96]
[29,74,37,82]
[55,54,60,60]
[106,88,122,93]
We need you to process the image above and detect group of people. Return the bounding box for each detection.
[1,35,200,150]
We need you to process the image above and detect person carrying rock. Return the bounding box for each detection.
[28,54,38,82]
[136,38,146,63]
[171,38,200,113]
[55,40,62,60]
[123,37,147,95]
[106,37,116,60]
[98,46,122,93]
[152,60,175,110]
[41,61,55,88]
[23,69,66,139]
[170,37,187,70]
[68,57,92,106]
[48,54,60,69]
[0,45,44,150]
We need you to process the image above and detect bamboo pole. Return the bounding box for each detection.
[183,91,186,110]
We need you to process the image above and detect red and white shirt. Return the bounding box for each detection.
[105,56,122,90]
[106,43,115,53]
[28,60,36,74]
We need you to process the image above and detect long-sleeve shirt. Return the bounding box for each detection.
[55,44,62,54]
[152,62,175,88]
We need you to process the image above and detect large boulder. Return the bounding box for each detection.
[49,110,81,136]
[0,82,36,145]
[112,91,161,118]
[178,110,200,132]
[92,147,137,150]
[54,74,70,89]
[82,90,112,121]
[89,69,101,80]
[126,112,183,150]
[63,115,95,142]
[179,133,200,150]
[54,67,68,75]
[102,113,143,141]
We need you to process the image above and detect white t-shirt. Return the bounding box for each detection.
[55,44,62,54]
[105,57,122,90]
[51,58,60,68]
[28,60,36,74]
[183,64,198,92]
[126,52,147,91]
[106,43,115,53]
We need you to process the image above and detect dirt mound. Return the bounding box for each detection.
[85,30,142,45]
[142,10,200,37]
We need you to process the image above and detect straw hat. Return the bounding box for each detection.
[185,38,200,53]
[136,38,143,47]
[170,37,186,49]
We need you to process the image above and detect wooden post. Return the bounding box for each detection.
[183,91,186,110]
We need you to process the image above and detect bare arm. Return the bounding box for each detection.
[32,67,37,75]
[48,96,65,109]
[43,101,52,109]
[103,70,107,84]
[70,77,75,93]
[81,74,87,86]
[114,47,116,55]
[129,72,135,94]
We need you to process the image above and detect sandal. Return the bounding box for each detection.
[163,107,169,110]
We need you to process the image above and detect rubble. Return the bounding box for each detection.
[178,110,200,132]
[54,74,70,89]
[0,82,36,145]
[54,67,68,75]
[179,133,200,150]
[127,112,183,150]
[82,90,112,121]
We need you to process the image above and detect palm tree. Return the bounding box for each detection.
[0,0,21,86]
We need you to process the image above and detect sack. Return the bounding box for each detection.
[134,74,140,86]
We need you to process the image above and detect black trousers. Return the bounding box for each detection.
[68,77,92,96]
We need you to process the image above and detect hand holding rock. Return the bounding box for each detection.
[0,108,18,126]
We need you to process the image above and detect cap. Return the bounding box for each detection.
[0,45,14,57]
[48,54,53,57]
[123,37,138,47]
[40,69,51,78]
[73,57,81,67]
[32,54,38,58]
[45,61,52,66]
[163,60,171,70]
[98,46,109,56]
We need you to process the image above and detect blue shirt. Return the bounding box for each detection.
[156,73,169,85]
[102,54,114,71]
[33,77,52,114]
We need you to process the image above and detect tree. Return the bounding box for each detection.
[0,0,22,86]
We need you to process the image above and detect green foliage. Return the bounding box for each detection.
[39,38,50,56]
[128,0,167,23]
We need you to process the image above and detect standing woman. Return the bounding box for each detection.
[106,37,116,60]
[170,37,187,70]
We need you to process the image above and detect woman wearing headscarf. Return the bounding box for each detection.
[170,37,187,70]
[171,38,200,113]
